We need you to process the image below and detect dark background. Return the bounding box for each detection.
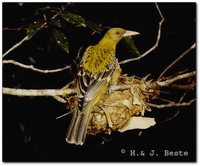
[3,3,196,162]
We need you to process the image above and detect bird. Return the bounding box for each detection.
[66,27,139,145]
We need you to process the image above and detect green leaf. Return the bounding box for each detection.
[50,18,62,28]
[35,6,59,15]
[60,11,104,33]
[26,19,45,40]
[52,29,69,53]
[123,37,140,57]
[36,6,52,13]
[60,11,86,27]
[85,20,104,33]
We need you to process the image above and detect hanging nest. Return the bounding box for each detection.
[87,75,158,135]
[68,74,159,135]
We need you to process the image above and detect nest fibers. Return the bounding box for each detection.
[68,75,157,135]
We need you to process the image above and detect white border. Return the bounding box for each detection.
[0,0,199,165]
[0,0,198,2]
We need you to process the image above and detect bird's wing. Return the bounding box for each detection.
[77,58,117,111]
[84,60,116,101]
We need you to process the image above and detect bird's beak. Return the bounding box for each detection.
[122,30,140,37]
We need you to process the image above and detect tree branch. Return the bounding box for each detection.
[3,71,195,98]
[3,87,76,97]
[52,96,68,103]
[3,27,24,31]
[156,71,196,87]
[169,83,195,91]
[158,43,196,79]
[2,36,29,58]
[119,3,164,65]
[2,13,59,59]
[3,60,71,74]
[148,99,195,109]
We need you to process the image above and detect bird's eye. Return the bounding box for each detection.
[115,31,121,35]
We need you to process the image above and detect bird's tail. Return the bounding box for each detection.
[66,103,91,145]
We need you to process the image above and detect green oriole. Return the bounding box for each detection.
[66,28,139,145]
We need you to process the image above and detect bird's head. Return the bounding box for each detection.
[99,27,140,46]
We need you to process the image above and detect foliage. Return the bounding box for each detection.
[24,4,139,55]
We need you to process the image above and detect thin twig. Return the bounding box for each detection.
[169,83,195,90]
[179,92,188,103]
[160,91,187,123]
[158,43,196,79]
[110,71,195,90]
[56,111,72,120]
[3,87,76,97]
[52,96,67,103]
[3,60,71,73]
[148,99,195,108]
[119,3,164,65]
[157,97,177,104]
[2,36,29,58]
[160,69,189,82]
[156,71,196,87]
[3,27,23,31]
[2,13,59,59]
[160,111,180,124]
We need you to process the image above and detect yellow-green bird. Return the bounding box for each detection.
[66,28,139,145]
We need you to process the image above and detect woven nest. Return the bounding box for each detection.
[88,75,156,135]
[68,75,158,135]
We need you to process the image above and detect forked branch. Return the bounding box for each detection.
[158,43,196,79]
[119,3,164,65]
[148,99,195,109]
